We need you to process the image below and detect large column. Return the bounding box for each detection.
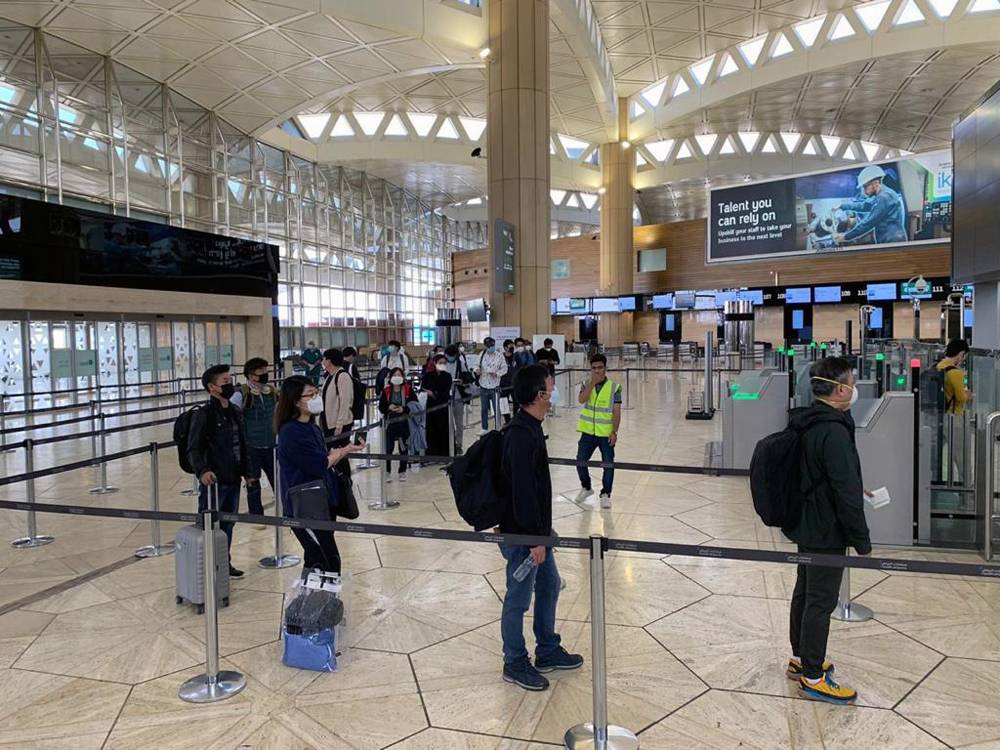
[598,100,636,347]
[487,0,551,338]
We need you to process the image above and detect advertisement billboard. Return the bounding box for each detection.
[707,151,951,263]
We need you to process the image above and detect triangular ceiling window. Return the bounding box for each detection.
[738,36,767,66]
[646,139,674,161]
[676,142,693,159]
[738,131,761,152]
[631,100,645,118]
[780,132,801,152]
[641,81,666,107]
[580,192,598,209]
[331,115,354,136]
[856,0,891,31]
[695,134,717,154]
[821,135,841,155]
[830,14,856,39]
[459,117,486,140]
[558,134,590,159]
[565,193,581,208]
[718,54,739,77]
[861,141,879,160]
[636,151,648,166]
[719,137,736,155]
[354,112,383,135]
[771,33,794,58]
[928,0,959,16]
[793,16,825,48]
[437,117,460,139]
[762,136,778,153]
[408,113,437,137]
[550,189,566,205]
[690,58,714,85]
[802,138,818,155]
[298,113,330,139]
[894,0,925,25]
[384,114,408,136]
[969,0,1000,12]
[673,76,690,96]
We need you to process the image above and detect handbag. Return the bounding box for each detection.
[331,468,360,520]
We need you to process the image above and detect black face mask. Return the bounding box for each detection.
[255,373,269,384]
[219,383,236,400]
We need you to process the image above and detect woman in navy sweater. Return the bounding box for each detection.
[274,376,364,574]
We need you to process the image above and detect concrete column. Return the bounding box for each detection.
[598,100,635,347]
[487,0,551,338]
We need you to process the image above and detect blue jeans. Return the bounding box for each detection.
[480,387,498,430]
[577,433,615,496]
[499,544,561,667]
[245,446,274,516]
[198,482,241,558]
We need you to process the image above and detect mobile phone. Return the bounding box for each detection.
[353,432,366,446]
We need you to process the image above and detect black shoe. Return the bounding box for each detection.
[502,660,549,691]
[535,648,584,673]
[229,565,244,578]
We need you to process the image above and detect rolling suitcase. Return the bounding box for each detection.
[174,485,230,614]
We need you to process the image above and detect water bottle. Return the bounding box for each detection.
[513,555,537,582]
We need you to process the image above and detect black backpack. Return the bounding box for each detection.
[918,364,954,413]
[447,428,510,531]
[173,405,202,474]
[749,421,823,528]
[348,367,366,421]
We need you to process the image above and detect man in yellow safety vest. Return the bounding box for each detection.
[574,353,621,509]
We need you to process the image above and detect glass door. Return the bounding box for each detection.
[155,321,173,387]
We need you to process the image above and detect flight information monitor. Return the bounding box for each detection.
[652,293,674,310]
[736,289,764,305]
[555,298,572,314]
[694,294,717,310]
[592,297,620,313]
[674,291,696,309]
[869,307,884,328]
[814,286,842,303]
[715,291,738,307]
[866,282,897,301]
[792,309,805,329]
[785,287,811,304]
[965,308,974,328]
[569,298,590,312]
[618,296,637,311]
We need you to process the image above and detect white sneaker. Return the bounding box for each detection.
[386,475,394,483]
[599,492,612,509]
[478,429,489,436]
[398,474,408,483]
[574,488,594,505]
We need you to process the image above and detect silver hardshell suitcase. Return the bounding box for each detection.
[174,485,230,614]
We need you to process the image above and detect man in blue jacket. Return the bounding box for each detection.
[835,165,907,246]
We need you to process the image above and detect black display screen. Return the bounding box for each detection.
[0,195,278,299]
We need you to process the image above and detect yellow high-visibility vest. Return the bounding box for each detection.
[577,378,620,437]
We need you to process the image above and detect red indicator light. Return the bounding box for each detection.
[910,358,921,368]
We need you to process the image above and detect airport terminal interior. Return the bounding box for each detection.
[2,0,1000,747]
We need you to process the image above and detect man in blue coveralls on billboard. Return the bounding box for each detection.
[834,165,907,245]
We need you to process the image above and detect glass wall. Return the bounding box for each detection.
[0,22,470,358]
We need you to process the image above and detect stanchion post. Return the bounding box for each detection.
[136,442,175,558]
[622,368,632,411]
[258,449,300,568]
[831,555,873,623]
[494,389,502,430]
[0,393,9,453]
[11,439,55,548]
[448,384,456,458]
[89,413,119,495]
[703,331,714,415]
[179,497,247,703]
[564,535,638,750]
[369,413,400,511]
[89,400,99,461]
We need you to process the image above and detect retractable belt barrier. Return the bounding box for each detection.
[0,496,997,579]
[0,391,200,437]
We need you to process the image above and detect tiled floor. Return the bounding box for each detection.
[0,369,995,749]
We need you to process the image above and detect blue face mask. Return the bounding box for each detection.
[447,356,456,363]
[487,345,496,353]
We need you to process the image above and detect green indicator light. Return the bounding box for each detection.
[732,393,761,400]
[820,343,828,350]
[875,353,886,361]
[896,376,906,386]
[809,341,817,348]
[776,348,785,354]
[787,350,795,357]
[730,383,741,391]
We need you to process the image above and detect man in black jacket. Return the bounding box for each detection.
[187,364,251,578]
[498,364,583,691]
[783,356,872,705]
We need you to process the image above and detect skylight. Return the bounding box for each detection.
[830,14,856,40]
[550,139,557,155]
[436,117,460,139]
[738,36,767,66]
[558,134,591,159]
[762,136,778,154]
[384,114,408,136]
[408,113,437,137]
[894,0,925,25]
[695,134,717,154]
[354,112,384,136]
[641,81,666,107]
[58,105,80,126]
[672,76,690,96]
[718,54,739,77]
[331,115,354,136]
[771,33,794,58]
[927,0,959,16]
[856,0,891,31]
[550,189,566,205]
[631,100,645,119]
[459,117,486,141]
[580,192,598,209]
[821,135,841,155]
[846,143,862,160]
[969,0,1000,12]
[636,151,648,167]
[467,197,483,205]
[676,142,693,159]
[719,137,736,155]
[802,138,818,155]
[298,113,330,139]
[861,141,879,160]
[738,131,761,152]
[780,132,801,152]
[645,139,674,161]
[690,58,714,85]
[0,82,15,104]
[565,193,581,208]
[794,16,825,48]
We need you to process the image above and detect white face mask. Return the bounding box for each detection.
[459,346,465,353]
[306,395,323,415]
[848,386,859,407]
[390,376,404,386]
[811,376,858,407]
[436,363,447,372]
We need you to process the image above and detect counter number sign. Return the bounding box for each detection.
[493,218,516,296]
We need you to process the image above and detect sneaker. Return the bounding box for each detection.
[398,473,408,483]
[786,658,834,681]
[599,492,612,509]
[386,475,394,483]
[798,674,857,705]
[503,661,549,691]
[535,648,585,673]
[228,566,244,579]
[574,488,594,504]
[478,429,489,436]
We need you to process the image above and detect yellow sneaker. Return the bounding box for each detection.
[798,674,857,705]
[786,657,833,680]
